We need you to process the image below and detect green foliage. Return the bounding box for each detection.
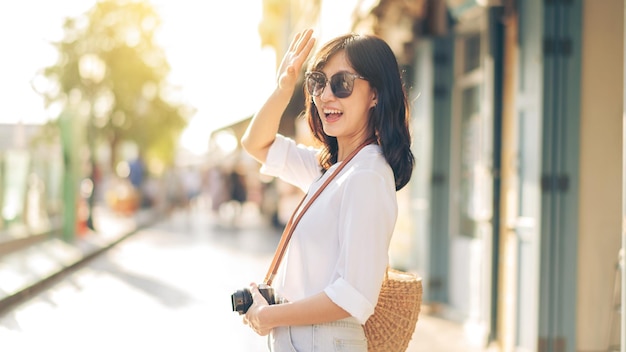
[40,0,191,169]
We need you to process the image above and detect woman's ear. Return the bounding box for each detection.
[370,90,378,109]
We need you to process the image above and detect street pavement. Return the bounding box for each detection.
[0,201,487,352]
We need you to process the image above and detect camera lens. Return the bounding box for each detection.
[231,285,277,315]
[231,288,252,315]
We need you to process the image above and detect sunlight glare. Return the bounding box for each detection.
[0,0,94,124]
[0,0,276,158]
[150,0,277,156]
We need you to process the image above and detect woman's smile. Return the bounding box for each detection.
[323,108,343,123]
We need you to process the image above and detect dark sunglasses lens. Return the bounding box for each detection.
[330,73,354,98]
[306,73,326,96]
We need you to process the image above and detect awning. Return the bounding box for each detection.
[446,0,504,19]
[353,0,450,38]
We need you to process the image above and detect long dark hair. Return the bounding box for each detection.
[304,33,414,191]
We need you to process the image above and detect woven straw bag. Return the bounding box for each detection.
[364,268,423,352]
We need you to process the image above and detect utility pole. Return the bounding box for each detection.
[59,111,78,242]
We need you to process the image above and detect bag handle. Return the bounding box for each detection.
[263,139,375,286]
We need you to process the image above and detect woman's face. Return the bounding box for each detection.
[312,51,377,144]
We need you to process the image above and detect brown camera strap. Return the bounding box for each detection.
[263,139,375,286]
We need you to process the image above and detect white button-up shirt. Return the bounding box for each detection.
[260,135,397,324]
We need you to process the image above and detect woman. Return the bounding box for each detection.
[240,29,414,351]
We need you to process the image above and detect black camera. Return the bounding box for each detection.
[231,284,276,315]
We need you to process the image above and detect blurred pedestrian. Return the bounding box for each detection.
[128,156,146,207]
[207,166,229,218]
[164,167,184,214]
[230,168,247,206]
[128,156,145,190]
[181,166,202,211]
[239,29,414,351]
[222,165,248,224]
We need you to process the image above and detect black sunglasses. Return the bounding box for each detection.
[305,71,366,99]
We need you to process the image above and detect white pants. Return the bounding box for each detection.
[267,317,367,352]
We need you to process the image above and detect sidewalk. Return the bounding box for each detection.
[407,305,491,352]
[0,205,159,315]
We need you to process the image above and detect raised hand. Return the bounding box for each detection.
[276,29,316,92]
[240,29,316,164]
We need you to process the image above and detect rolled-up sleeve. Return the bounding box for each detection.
[324,278,373,324]
[260,135,321,192]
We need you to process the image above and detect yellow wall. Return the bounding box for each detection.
[578,0,623,349]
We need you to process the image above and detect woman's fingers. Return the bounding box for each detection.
[249,283,268,305]
[288,29,311,54]
[286,30,315,76]
[294,29,313,54]
[295,30,315,62]
[243,283,270,336]
[287,30,303,52]
[287,29,314,63]
[275,29,315,89]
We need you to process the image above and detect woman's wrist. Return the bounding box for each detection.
[259,301,283,330]
[273,85,295,100]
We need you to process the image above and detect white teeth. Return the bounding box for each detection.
[324,109,342,114]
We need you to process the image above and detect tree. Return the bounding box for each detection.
[36,0,191,230]
[39,0,191,171]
